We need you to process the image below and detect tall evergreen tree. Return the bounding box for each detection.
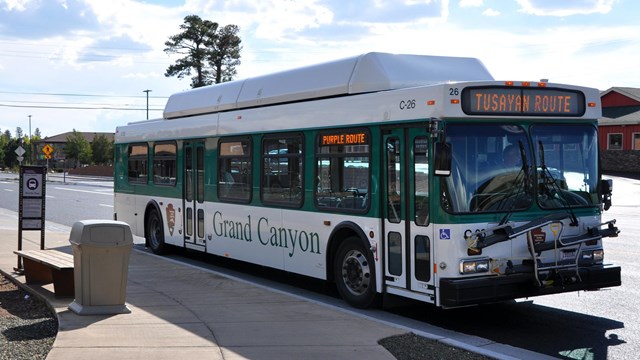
[164,15,242,88]
[3,137,20,168]
[212,24,242,83]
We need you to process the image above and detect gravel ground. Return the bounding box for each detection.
[0,272,492,359]
[0,275,57,360]
[379,333,493,360]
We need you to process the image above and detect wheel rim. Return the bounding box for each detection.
[148,215,161,248]
[341,249,371,296]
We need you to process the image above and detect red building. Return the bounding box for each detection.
[599,87,640,174]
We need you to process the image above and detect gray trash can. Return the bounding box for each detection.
[68,220,133,315]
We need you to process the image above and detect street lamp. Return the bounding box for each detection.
[28,115,32,164]
[143,89,152,120]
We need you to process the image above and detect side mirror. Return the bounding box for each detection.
[600,179,613,211]
[434,142,452,176]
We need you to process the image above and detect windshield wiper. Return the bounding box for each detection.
[499,140,531,225]
[475,213,569,249]
[538,140,579,226]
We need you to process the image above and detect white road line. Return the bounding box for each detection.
[99,204,113,208]
[3,189,13,192]
[53,187,113,196]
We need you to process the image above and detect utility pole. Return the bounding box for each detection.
[28,115,32,165]
[143,90,152,120]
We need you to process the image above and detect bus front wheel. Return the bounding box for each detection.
[146,209,168,255]
[333,236,377,309]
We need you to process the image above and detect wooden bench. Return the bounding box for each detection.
[14,250,75,297]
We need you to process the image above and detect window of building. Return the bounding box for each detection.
[128,143,148,183]
[608,133,623,150]
[218,138,252,202]
[633,133,640,150]
[153,141,177,186]
[315,129,370,212]
[261,134,303,207]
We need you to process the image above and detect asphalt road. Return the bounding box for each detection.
[0,172,113,226]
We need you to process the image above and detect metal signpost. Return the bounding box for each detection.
[15,145,25,165]
[16,165,47,271]
[42,144,53,168]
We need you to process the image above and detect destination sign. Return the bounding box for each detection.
[320,132,367,146]
[461,87,585,116]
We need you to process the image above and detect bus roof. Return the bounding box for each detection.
[163,52,494,119]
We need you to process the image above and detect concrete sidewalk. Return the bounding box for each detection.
[0,208,545,360]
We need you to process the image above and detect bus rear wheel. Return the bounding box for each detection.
[333,236,377,309]
[146,208,168,255]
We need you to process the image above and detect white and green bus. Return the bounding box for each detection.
[114,52,621,308]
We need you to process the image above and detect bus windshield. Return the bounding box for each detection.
[532,124,599,209]
[441,123,599,213]
[442,124,533,213]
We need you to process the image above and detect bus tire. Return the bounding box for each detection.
[333,236,377,309]
[146,208,169,255]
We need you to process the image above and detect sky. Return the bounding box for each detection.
[0,0,639,139]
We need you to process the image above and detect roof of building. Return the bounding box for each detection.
[36,131,114,144]
[163,52,494,119]
[599,87,640,126]
[600,110,640,125]
[601,87,640,102]
[603,105,640,118]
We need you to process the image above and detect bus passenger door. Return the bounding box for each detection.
[383,128,435,301]
[183,141,206,248]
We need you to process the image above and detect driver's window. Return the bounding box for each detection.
[442,124,532,213]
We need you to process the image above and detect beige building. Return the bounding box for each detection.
[33,131,114,169]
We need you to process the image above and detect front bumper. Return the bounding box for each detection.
[439,264,621,308]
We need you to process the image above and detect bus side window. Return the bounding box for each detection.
[128,143,148,184]
[220,171,234,184]
[153,141,177,186]
[218,138,252,202]
[261,134,304,207]
[315,129,370,212]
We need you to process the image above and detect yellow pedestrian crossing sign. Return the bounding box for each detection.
[42,144,54,156]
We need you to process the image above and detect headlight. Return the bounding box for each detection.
[460,258,490,274]
[592,249,604,263]
[581,249,604,264]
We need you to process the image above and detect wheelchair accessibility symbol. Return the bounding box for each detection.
[439,229,451,240]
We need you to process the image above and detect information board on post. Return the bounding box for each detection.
[16,166,47,270]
